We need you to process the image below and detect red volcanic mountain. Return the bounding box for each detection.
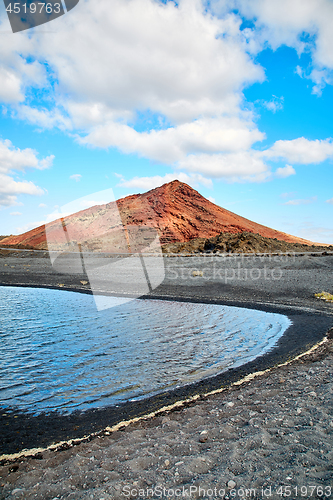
[1,180,318,249]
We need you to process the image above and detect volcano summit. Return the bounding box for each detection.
[0,180,321,250]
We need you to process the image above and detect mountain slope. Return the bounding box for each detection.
[1,180,320,249]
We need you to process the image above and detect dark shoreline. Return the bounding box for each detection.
[1,252,333,456]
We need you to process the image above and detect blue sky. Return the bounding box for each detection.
[0,0,332,242]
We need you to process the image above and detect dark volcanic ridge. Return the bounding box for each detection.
[1,180,329,250]
[162,231,333,254]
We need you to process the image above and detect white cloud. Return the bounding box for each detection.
[1,0,333,185]
[0,69,24,103]
[0,0,266,179]
[309,68,333,96]
[35,0,263,124]
[261,96,284,113]
[211,0,333,93]
[70,174,82,182]
[178,150,268,181]
[275,164,296,178]
[295,65,303,78]
[0,174,44,206]
[207,196,216,203]
[284,196,317,206]
[38,203,47,208]
[295,66,332,96]
[0,139,54,173]
[10,212,22,216]
[326,198,333,204]
[16,105,72,130]
[108,136,330,183]
[116,172,213,191]
[81,116,265,164]
[0,139,52,206]
[263,138,333,164]
[92,134,333,183]
[0,25,46,103]
[233,0,324,50]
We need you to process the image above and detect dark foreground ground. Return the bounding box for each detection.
[0,249,333,498]
[1,338,333,499]
[1,248,333,311]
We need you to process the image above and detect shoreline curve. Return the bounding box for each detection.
[1,252,333,458]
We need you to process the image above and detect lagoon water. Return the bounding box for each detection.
[0,286,291,415]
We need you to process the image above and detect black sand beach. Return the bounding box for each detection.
[0,250,333,498]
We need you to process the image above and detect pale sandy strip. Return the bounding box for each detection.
[0,335,329,464]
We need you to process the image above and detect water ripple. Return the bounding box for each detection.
[0,286,291,414]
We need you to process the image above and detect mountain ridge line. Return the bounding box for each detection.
[1,180,329,250]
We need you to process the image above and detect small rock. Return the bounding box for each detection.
[199,436,208,443]
[227,480,236,489]
[199,430,208,442]
[164,459,170,466]
[226,402,234,408]
[11,489,25,497]
[309,391,317,397]
[296,408,302,414]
